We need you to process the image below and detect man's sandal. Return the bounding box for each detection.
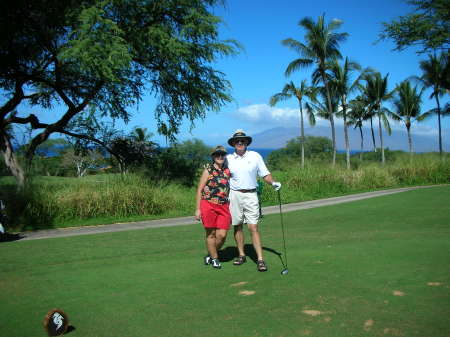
[233,255,246,265]
[257,260,268,272]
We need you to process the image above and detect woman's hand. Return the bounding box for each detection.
[195,209,201,221]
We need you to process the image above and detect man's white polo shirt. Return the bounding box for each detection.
[227,150,270,190]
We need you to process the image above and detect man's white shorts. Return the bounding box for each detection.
[229,190,260,226]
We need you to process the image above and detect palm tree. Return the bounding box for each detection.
[329,57,369,169]
[365,72,394,165]
[130,127,153,143]
[269,80,317,168]
[306,86,340,161]
[390,80,429,159]
[282,14,348,166]
[348,96,370,161]
[417,52,448,157]
[356,83,379,153]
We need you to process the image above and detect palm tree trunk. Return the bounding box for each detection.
[0,132,25,188]
[321,70,336,166]
[435,95,442,158]
[370,117,377,152]
[329,113,337,165]
[343,104,350,170]
[407,125,413,163]
[359,125,364,161]
[377,113,385,165]
[299,101,305,169]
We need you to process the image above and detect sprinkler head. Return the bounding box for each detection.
[281,268,289,275]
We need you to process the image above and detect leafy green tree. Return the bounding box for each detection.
[62,148,104,177]
[110,136,160,174]
[0,0,239,187]
[267,136,333,169]
[282,14,348,166]
[379,0,450,53]
[147,139,210,185]
[269,80,317,168]
[364,72,394,165]
[391,81,429,158]
[416,52,449,157]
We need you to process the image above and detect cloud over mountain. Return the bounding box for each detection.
[233,104,448,152]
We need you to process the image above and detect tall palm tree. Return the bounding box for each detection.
[269,80,317,168]
[130,127,153,143]
[282,14,348,166]
[365,72,394,165]
[348,96,369,161]
[391,80,429,159]
[329,57,369,169]
[306,86,340,161]
[417,52,448,157]
[357,82,378,152]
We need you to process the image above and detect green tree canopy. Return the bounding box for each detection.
[0,0,239,186]
[379,0,450,53]
[267,136,333,169]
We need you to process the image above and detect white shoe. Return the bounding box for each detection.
[204,255,212,265]
[211,258,222,269]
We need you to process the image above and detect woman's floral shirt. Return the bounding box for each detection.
[201,163,231,204]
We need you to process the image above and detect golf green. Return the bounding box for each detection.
[1,186,449,337]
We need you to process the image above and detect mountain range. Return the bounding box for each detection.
[250,125,449,152]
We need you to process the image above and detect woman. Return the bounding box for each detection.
[195,145,231,269]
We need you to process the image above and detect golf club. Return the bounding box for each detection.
[277,190,289,275]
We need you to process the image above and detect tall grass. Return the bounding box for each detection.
[260,153,450,204]
[0,153,449,230]
[0,174,195,230]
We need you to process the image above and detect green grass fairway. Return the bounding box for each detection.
[1,186,449,337]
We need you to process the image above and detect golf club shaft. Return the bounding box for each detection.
[277,190,288,269]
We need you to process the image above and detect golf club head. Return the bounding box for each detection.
[281,268,289,275]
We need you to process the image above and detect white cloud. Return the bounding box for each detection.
[233,104,444,140]
[236,104,297,123]
[235,103,346,129]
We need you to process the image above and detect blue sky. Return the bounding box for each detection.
[16,0,450,150]
[125,0,449,149]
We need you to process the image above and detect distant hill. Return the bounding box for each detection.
[250,125,449,152]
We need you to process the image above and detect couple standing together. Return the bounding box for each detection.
[195,130,281,272]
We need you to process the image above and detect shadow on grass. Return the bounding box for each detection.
[65,325,76,334]
[218,244,283,265]
[0,233,24,242]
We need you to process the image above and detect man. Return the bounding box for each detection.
[226,129,281,272]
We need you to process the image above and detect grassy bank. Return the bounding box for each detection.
[0,153,449,230]
[1,186,449,337]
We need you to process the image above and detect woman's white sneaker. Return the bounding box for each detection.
[211,258,222,269]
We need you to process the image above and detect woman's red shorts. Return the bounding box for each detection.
[200,199,231,230]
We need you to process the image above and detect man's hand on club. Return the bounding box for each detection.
[272,181,281,191]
